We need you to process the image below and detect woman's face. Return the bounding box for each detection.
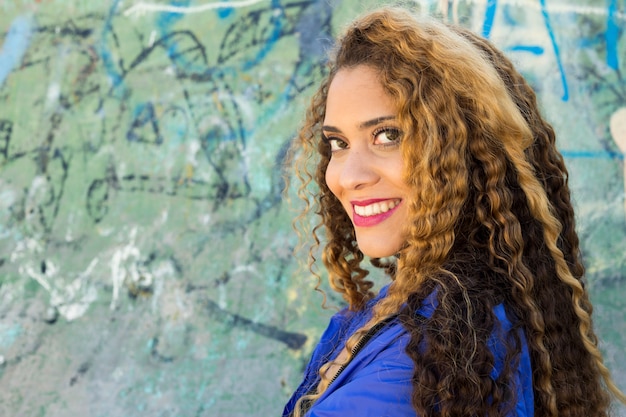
[323,65,411,258]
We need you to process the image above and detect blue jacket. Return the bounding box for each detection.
[283,286,534,416]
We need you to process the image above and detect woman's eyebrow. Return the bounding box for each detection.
[359,115,396,129]
[322,116,397,133]
[322,125,342,133]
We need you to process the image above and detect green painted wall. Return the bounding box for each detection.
[0,1,624,416]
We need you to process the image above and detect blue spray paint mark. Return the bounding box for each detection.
[577,37,598,49]
[240,1,282,71]
[539,0,569,101]
[560,150,624,160]
[0,14,35,88]
[0,324,22,349]
[156,0,190,29]
[217,4,234,19]
[98,0,125,92]
[606,0,619,70]
[482,0,498,38]
[507,45,545,55]
[242,0,283,71]
[502,4,519,26]
[154,1,206,73]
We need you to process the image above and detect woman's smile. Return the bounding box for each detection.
[351,199,402,227]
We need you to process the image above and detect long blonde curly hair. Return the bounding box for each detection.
[288,7,625,417]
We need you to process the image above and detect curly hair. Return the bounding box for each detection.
[288,7,625,417]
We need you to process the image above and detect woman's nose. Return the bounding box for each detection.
[337,150,379,190]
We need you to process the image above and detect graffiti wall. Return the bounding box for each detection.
[0,0,624,416]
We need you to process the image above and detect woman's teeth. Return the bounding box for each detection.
[354,200,399,217]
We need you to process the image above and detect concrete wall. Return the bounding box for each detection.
[0,1,624,416]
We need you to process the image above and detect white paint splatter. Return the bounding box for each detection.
[22,262,53,292]
[10,238,43,262]
[124,0,267,17]
[45,82,60,109]
[150,260,176,313]
[164,65,176,76]
[231,94,255,128]
[232,264,257,276]
[609,107,626,220]
[110,227,141,310]
[65,212,76,242]
[109,228,156,310]
[148,29,157,47]
[22,258,99,321]
[57,288,97,321]
[186,139,201,167]
[25,176,48,222]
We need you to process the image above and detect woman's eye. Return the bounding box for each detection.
[328,138,348,152]
[374,128,402,145]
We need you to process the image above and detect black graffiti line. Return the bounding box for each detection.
[0,119,13,160]
[203,298,306,350]
[216,1,316,65]
[36,111,64,173]
[213,73,247,147]
[180,88,230,190]
[1,145,71,231]
[37,18,94,38]
[85,160,120,222]
[217,4,285,64]
[121,30,209,83]
[44,148,71,233]
[72,47,101,99]
[85,167,252,222]
[178,82,250,204]
[285,61,325,98]
[35,12,108,38]
[126,102,163,144]
[583,63,626,102]
[116,173,247,200]
[167,43,207,68]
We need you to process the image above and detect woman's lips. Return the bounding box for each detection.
[351,199,401,227]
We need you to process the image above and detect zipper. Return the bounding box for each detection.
[293,314,399,417]
[327,314,398,387]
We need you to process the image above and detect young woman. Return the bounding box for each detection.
[283,7,626,417]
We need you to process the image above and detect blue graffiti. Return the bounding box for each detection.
[99,0,125,93]
[502,3,518,26]
[0,323,23,349]
[507,45,545,55]
[242,0,283,71]
[217,0,235,19]
[560,150,624,160]
[539,0,569,101]
[155,0,191,29]
[482,0,498,38]
[606,0,620,70]
[480,0,571,101]
[155,0,193,71]
[0,14,35,88]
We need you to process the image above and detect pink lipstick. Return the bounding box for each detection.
[351,199,401,227]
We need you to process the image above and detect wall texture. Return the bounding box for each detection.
[0,1,625,416]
